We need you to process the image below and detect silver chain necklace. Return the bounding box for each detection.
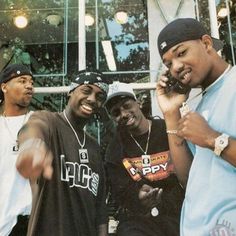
[63,110,85,148]
[3,112,28,152]
[63,110,89,163]
[130,120,151,155]
[180,64,232,117]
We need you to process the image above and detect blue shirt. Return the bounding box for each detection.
[181,66,236,236]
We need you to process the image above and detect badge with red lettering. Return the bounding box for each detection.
[79,149,89,163]
[142,155,151,167]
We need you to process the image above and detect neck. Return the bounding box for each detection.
[202,62,230,90]
[129,117,150,136]
[64,107,87,130]
[3,105,28,117]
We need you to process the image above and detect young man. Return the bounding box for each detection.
[105,82,184,236]
[16,71,109,236]
[156,18,236,235]
[0,63,34,236]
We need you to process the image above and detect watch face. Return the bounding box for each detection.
[218,138,227,147]
[214,134,229,156]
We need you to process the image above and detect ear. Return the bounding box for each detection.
[201,34,214,51]
[1,83,7,93]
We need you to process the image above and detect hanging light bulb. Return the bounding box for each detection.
[114,10,128,24]
[85,13,95,26]
[218,7,228,18]
[13,15,28,28]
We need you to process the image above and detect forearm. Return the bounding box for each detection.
[202,130,236,167]
[164,111,193,188]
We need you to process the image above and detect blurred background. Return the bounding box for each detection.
[0,0,235,140]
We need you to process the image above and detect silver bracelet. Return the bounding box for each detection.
[166,130,178,135]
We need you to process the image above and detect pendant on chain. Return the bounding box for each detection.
[12,141,19,152]
[141,154,151,167]
[179,102,191,117]
[79,148,89,163]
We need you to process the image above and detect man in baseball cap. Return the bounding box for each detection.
[0,63,34,235]
[0,63,33,103]
[105,81,184,236]
[157,17,223,58]
[156,17,236,235]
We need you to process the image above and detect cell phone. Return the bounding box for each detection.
[165,71,191,94]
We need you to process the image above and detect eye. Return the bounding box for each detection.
[122,101,133,109]
[96,93,106,103]
[164,62,172,69]
[81,87,91,94]
[111,109,120,118]
[177,49,186,57]
[19,78,26,84]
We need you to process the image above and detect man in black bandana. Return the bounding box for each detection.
[16,70,109,236]
[105,81,184,236]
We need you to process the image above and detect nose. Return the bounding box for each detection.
[120,108,129,119]
[87,92,96,103]
[172,59,184,76]
[25,81,33,90]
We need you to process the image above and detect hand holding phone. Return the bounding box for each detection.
[165,71,191,94]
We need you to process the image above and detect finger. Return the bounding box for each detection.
[155,188,163,202]
[43,151,54,180]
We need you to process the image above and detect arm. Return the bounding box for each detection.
[16,111,53,180]
[156,76,193,188]
[178,111,236,167]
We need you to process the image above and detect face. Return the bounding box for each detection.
[108,97,144,131]
[68,84,106,118]
[162,35,213,88]
[1,75,34,107]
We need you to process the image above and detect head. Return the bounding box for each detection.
[0,64,34,107]
[105,82,145,131]
[157,18,224,88]
[67,70,109,119]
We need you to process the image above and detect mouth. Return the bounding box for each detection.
[25,91,33,97]
[179,71,191,85]
[123,116,135,126]
[81,103,95,115]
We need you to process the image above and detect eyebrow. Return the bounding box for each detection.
[163,43,184,64]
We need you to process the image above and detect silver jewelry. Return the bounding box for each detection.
[130,120,151,155]
[3,112,28,152]
[63,110,85,148]
[214,133,229,156]
[63,110,89,163]
[180,64,232,117]
[130,120,152,167]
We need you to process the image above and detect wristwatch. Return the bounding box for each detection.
[214,133,229,156]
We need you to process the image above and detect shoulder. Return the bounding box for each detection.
[28,110,62,127]
[151,117,166,131]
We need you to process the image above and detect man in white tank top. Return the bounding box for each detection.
[0,64,34,236]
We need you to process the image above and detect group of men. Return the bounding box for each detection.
[0,17,235,236]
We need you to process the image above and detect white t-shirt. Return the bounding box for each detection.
[0,111,33,236]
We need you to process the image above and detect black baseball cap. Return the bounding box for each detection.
[158,18,223,58]
[0,64,33,102]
